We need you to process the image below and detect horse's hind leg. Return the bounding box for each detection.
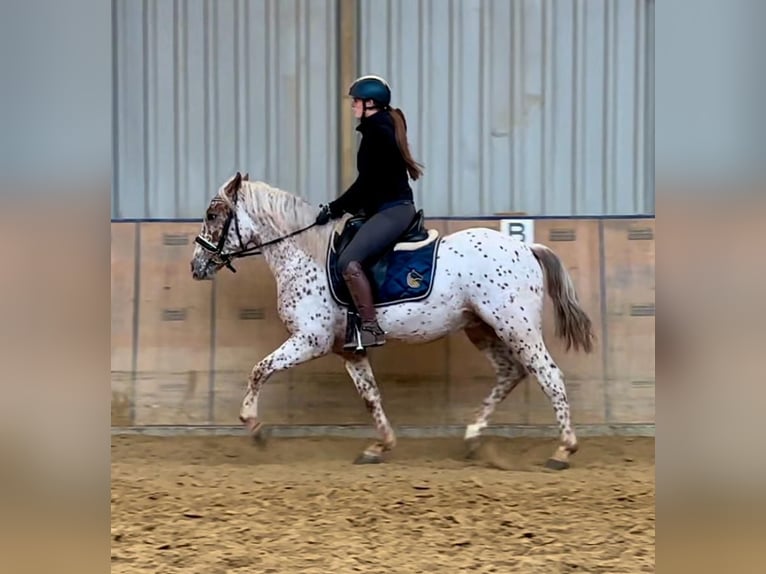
[463,322,527,457]
[508,328,578,470]
[338,351,396,464]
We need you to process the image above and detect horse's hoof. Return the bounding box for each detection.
[544,458,570,471]
[251,426,270,449]
[464,437,481,459]
[353,451,383,465]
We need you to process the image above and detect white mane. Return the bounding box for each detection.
[217,177,332,262]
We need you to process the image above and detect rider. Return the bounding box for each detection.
[316,74,425,348]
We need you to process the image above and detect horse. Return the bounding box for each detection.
[190,172,595,469]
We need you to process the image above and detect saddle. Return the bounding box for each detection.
[325,209,442,309]
[331,209,431,255]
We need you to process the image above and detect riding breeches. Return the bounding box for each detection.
[337,201,417,272]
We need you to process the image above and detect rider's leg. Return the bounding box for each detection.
[337,201,416,347]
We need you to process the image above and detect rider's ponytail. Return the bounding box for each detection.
[389,107,425,181]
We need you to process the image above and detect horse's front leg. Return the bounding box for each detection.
[338,352,396,464]
[240,333,330,441]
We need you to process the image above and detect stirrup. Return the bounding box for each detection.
[343,316,386,351]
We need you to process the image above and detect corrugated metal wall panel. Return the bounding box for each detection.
[359,0,654,216]
[113,0,339,219]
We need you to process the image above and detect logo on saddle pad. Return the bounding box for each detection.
[406,269,424,289]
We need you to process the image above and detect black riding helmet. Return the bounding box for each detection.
[348,75,391,114]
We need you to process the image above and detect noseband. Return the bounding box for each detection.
[194,192,317,273]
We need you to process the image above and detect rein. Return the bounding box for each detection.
[194,191,318,273]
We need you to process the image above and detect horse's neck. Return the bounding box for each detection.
[259,223,333,281]
[243,197,332,278]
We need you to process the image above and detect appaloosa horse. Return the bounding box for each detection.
[190,172,595,469]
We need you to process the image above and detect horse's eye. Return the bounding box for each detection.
[207,212,216,221]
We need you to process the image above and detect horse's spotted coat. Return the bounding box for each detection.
[191,173,594,465]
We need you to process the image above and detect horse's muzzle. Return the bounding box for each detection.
[190,260,212,280]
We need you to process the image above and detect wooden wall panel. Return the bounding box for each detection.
[111,222,136,426]
[134,370,210,426]
[133,223,212,425]
[608,380,655,424]
[110,216,656,429]
[287,363,369,425]
[367,340,449,425]
[603,219,655,424]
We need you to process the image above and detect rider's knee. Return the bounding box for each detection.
[340,257,362,277]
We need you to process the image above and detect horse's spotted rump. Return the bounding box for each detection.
[190,174,595,465]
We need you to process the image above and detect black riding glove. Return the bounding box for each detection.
[315,204,333,225]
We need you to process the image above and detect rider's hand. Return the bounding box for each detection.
[315,204,333,225]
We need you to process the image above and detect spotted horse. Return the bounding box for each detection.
[190,172,596,469]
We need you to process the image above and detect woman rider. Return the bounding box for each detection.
[315,75,425,349]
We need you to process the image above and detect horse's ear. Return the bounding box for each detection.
[243,172,249,181]
[227,171,242,198]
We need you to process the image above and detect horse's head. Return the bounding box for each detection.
[190,171,253,280]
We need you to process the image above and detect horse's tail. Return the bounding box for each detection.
[529,243,595,353]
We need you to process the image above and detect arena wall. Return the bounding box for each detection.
[111,216,654,436]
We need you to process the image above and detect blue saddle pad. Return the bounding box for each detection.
[325,218,441,308]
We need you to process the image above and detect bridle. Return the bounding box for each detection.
[194,191,317,273]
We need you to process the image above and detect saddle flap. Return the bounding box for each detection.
[331,215,366,255]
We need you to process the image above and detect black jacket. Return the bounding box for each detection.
[329,110,414,217]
